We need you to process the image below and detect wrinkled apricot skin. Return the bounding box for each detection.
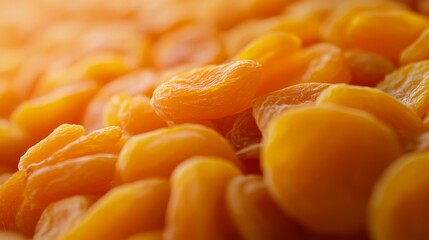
[370,151,429,240]
[26,154,117,209]
[263,105,402,235]
[0,171,26,230]
[117,124,239,183]
[377,60,429,117]
[34,196,95,240]
[253,82,331,132]
[151,60,262,121]
[62,179,170,240]
[18,124,85,171]
[227,175,303,240]
[165,157,241,240]
[225,109,262,151]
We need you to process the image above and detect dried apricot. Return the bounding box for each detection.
[370,151,429,240]
[400,27,429,65]
[253,82,331,132]
[34,196,95,240]
[377,60,429,117]
[165,157,241,240]
[62,179,169,240]
[227,175,304,240]
[151,60,262,121]
[263,105,402,235]
[117,124,239,183]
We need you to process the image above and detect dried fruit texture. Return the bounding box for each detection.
[153,23,226,69]
[377,60,429,117]
[26,126,122,171]
[316,84,426,145]
[151,60,262,121]
[26,154,117,209]
[0,231,28,240]
[270,14,323,45]
[253,83,331,132]
[103,94,130,128]
[344,50,395,87]
[234,32,302,96]
[236,144,262,175]
[34,196,95,240]
[369,151,429,240]
[15,194,44,235]
[0,171,26,230]
[165,157,241,240]
[400,27,429,65]
[83,70,158,131]
[227,175,304,240]
[117,124,239,183]
[62,179,170,240]
[126,230,163,240]
[18,124,85,171]
[11,81,97,142]
[263,105,402,235]
[0,120,30,169]
[288,43,351,85]
[225,109,262,150]
[104,95,167,136]
[321,0,407,47]
[346,9,429,62]
[0,81,20,118]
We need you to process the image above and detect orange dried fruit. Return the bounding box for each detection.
[126,230,163,240]
[316,84,426,145]
[26,154,117,209]
[117,124,239,183]
[26,126,122,171]
[235,32,302,96]
[34,196,95,240]
[83,70,158,131]
[400,27,429,65]
[165,157,241,240]
[0,120,30,169]
[346,9,429,61]
[263,105,402,235]
[377,60,429,117]
[62,179,170,240]
[18,124,85,171]
[11,81,97,142]
[253,82,331,132]
[369,151,429,240]
[0,171,26,230]
[344,49,395,87]
[225,109,262,150]
[151,60,262,121]
[227,175,304,240]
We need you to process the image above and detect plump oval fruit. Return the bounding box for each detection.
[11,82,97,141]
[18,124,85,171]
[400,27,429,65]
[346,9,429,61]
[227,175,303,240]
[62,179,170,240]
[34,196,95,240]
[377,60,429,117]
[234,32,302,96]
[369,151,429,240]
[151,60,262,121]
[117,124,239,183]
[165,157,241,240]
[253,82,331,132]
[0,171,26,230]
[316,84,426,145]
[26,154,117,209]
[263,105,403,235]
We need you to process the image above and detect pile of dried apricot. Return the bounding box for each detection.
[1,0,429,239]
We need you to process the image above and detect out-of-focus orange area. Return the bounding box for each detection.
[2,0,429,239]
